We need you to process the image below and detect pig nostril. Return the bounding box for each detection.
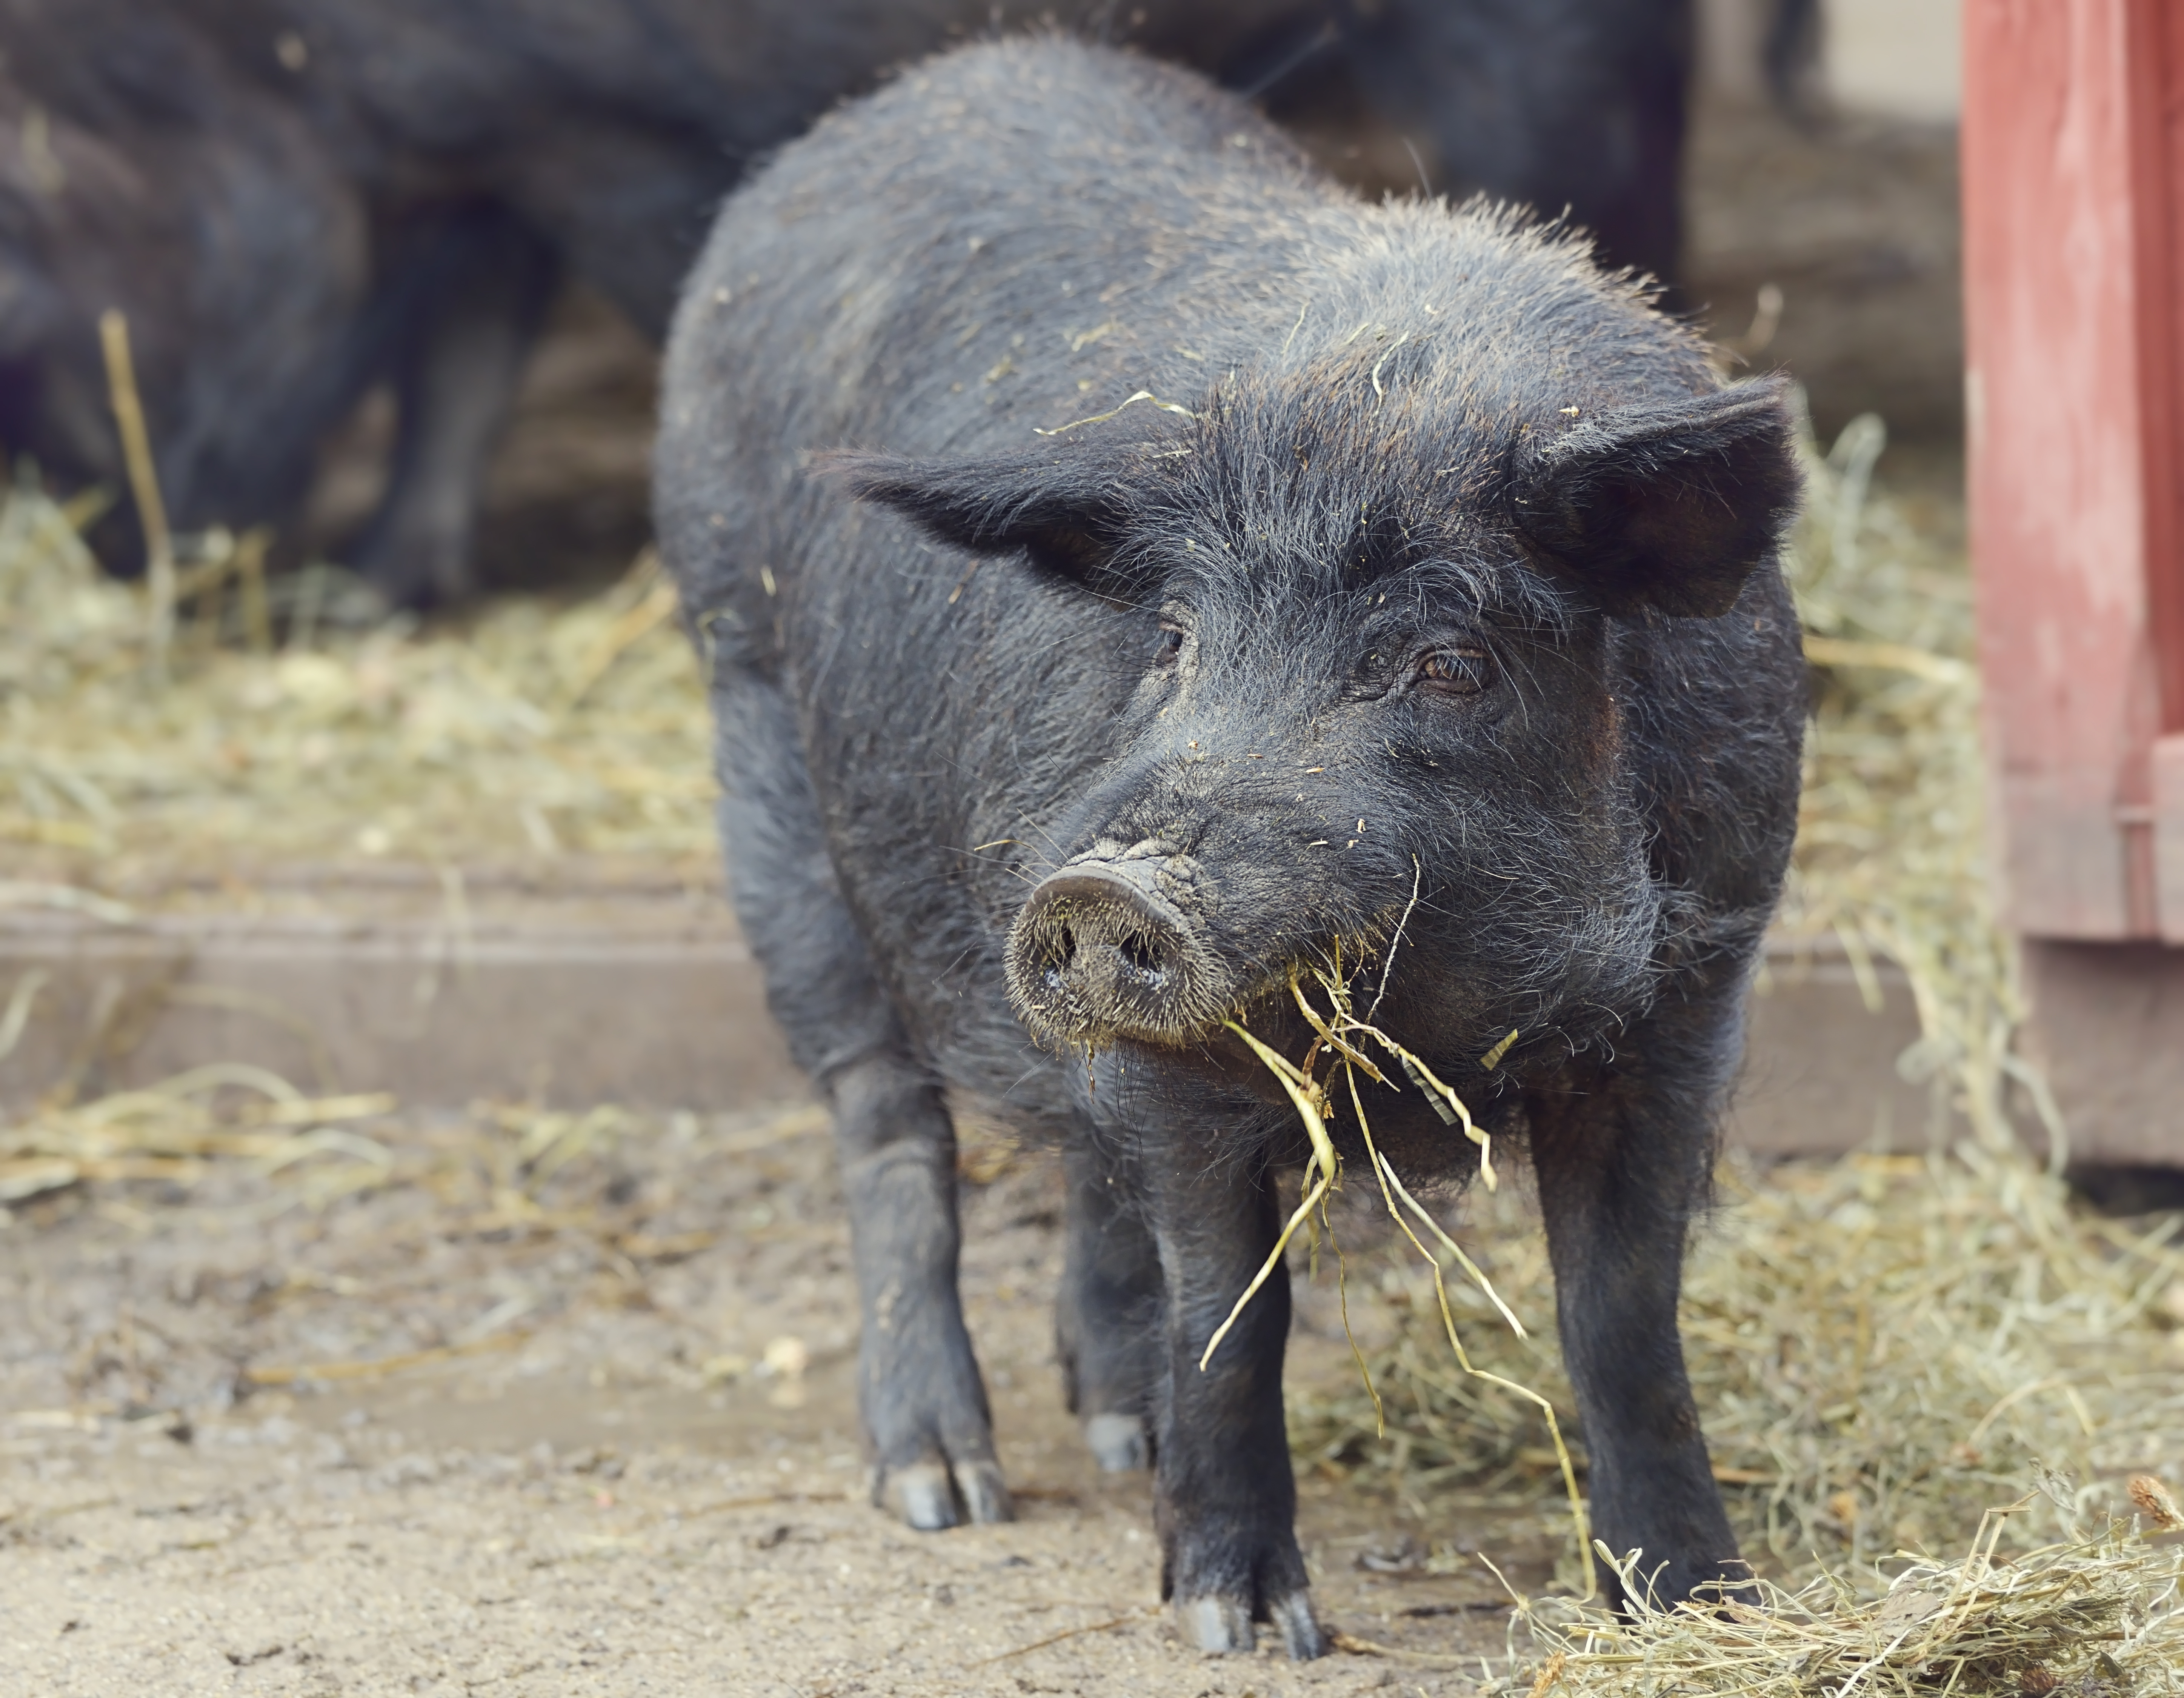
[1043,923,1079,992]
[1120,935,1167,986]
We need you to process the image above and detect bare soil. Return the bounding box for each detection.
[2,1107,1549,1695]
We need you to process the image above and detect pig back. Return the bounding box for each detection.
[655,35,1335,631]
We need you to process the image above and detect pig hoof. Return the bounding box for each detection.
[1268,1590,1325,1660]
[1083,1412,1149,1472]
[883,1462,960,1530]
[1178,1594,1254,1654]
[952,1459,1015,1523]
[323,577,397,628]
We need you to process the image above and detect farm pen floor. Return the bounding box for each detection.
[2,1106,1538,1697]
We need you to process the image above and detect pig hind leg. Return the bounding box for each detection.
[347,205,559,609]
[1056,1139,1163,1472]
[1526,989,1750,1607]
[709,674,1010,1530]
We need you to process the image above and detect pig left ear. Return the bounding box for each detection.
[818,450,1140,595]
[1510,377,1799,618]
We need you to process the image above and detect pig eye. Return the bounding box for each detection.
[1417,645,1491,696]
[1152,623,1186,669]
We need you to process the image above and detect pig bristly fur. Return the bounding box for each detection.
[658,35,1804,1656]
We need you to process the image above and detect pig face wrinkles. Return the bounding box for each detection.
[835,333,1797,1087]
[1004,566,1665,1080]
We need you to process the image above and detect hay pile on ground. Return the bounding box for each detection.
[0,478,714,886]
[1498,1493,2184,1698]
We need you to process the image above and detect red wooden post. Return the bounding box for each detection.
[1964,0,2184,940]
[1963,0,2184,1160]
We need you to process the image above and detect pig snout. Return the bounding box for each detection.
[1006,854,1234,1048]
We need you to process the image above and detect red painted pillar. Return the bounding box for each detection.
[1964,0,2184,1161]
[1964,0,2184,940]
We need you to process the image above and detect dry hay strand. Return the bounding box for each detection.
[1492,1492,2184,1698]
[0,1061,674,1223]
[0,470,712,884]
[1223,940,1598,1594]
[0,1067,400,1210]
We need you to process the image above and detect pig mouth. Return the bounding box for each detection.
[1004,847,1240,1050]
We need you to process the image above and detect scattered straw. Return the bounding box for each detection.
[0,1070,398,1208]
[240,1330,527,1387]
[0,475,714,886]
[966,1609,1152,1667]
[1487,1495,2184,1698]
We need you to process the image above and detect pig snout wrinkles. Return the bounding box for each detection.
[1006,851,1236,1049]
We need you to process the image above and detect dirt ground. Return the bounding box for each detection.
[2,1107,1561,1696]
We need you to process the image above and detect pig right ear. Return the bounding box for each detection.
[1509,377,1799,618]
[819,451,1139,596]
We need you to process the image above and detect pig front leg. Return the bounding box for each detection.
[709,677,1009,1530]
[1143,1143,1322,1659]
[829,1052,1012,1529]
[1526,999,1748,1608]
[1056,1139,1163,1472]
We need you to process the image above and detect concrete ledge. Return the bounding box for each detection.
[1735,947,1930,1157]
[2021,939,2184,1168]
[0,867,801,1111]
[3,865,1945,1158]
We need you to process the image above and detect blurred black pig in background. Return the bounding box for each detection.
[0,0,1699,607]
[655,35,1803,1658]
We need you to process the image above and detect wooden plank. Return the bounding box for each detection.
[1734,950,1931,1156]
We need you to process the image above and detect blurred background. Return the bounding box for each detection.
[305,0,1966,600]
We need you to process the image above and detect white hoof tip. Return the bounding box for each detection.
[1083,1412,1150,1473]
[952,1460,1014,1524]
[1269,1591,1324,1660]
[884,1462,959,1530]
[1179,1594,1254,1654]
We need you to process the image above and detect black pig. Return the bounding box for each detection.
[0,0,1704,606]
[660,35,1804,1657]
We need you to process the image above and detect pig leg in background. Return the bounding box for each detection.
[346,205,560,609]
[1141,1127,1321,1658]
[707,675,1010,1531]
[1055,1140,1163,1472]
[1526,989,1750,1607]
